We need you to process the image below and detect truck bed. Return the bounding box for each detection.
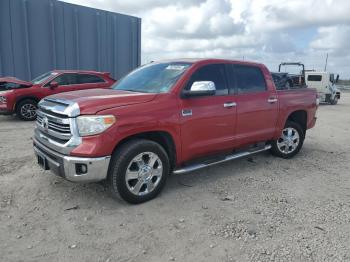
[277,87,317,130]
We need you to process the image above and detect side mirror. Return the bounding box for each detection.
[182,81,216,97]
[49,81,59,89]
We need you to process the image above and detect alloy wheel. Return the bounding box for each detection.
[277,127,300,154]
[125,152,163,196]
[20,104,37,119]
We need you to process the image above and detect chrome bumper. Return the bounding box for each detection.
[33,138,111,183]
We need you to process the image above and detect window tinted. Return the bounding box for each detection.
[78,74,105,84]
[50,73,79,86]
[186,64,228,95]
[234,65,266,93]
[307,75,322,81]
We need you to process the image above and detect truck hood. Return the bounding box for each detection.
[0,77,32,91]
[48,88,157,114]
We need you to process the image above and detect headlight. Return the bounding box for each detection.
[76,115,116,136]
[0,96,7,104]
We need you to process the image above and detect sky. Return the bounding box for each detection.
[62,0,350,78]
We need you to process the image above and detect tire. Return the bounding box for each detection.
[270,121,304,159]
[16,99,38,121]
[330,96,338,105]
[107,139,170,204]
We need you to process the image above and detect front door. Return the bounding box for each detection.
[179,64,236,162]
[43,73,80,95]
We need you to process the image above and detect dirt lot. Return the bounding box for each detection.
[1,93,350,262]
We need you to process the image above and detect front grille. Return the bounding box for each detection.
[37,111,72,144]
[34,98,81,154]
[0,96,7,103]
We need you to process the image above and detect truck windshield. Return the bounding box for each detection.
[31,71,58,84]
[112,62,192,93]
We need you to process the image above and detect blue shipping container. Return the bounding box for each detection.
[0,0,141,80]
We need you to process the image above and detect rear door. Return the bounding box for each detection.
[232,64,278,147]
[179,63,237,162]
[76,74,110,90]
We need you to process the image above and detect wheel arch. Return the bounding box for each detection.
[14,96,40,111]
[286,110,307,135]
[112,131,177,171]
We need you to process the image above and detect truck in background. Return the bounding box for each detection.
[271,62,306,90]
[305,71,341,105]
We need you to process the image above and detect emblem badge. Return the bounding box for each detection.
[42,116,49,131]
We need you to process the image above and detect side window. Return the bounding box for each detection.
[50,73,79,86]
[78,74,105,84]
[307,75,322,81]
[186,64,228,95]
[234,65,267,94]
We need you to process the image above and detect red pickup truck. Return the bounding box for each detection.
[33,59,318,203]
[0,70,115,120]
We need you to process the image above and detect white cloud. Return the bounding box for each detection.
[143,0,243,39]
[62,0,350,78]
[310,25,350,52]
[243,0,350,32]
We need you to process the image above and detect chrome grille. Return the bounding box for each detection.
[36,111,72,144]
[34,98,81,155]
[0,96,7,103]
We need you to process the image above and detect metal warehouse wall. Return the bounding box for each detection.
[0,0,141,80]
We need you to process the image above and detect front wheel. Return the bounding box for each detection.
[107,139,170,204]
[330,96,338,105]
[270,121,304,159]
[16,99,38,121]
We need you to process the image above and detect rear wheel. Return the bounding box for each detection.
[16,99,38,121]
[270,121,304,159]
[107,139,170,204]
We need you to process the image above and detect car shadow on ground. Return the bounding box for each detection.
[0,115,32,123]
[42,151,281,209]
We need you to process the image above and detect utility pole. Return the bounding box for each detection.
[324,53,328,71]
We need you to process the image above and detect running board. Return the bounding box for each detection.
[173,144,271,175]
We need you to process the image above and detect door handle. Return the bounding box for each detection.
[267,98,278,103]
[182,109,192,116]
[224,102,237,108]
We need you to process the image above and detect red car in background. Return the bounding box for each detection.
[0,70,115,120]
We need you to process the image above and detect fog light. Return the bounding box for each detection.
[76,163,88,175]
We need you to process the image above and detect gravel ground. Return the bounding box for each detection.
[1,93,350,262]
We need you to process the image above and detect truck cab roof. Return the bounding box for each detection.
[152,58,265,67]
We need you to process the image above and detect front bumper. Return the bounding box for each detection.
[0,105,13,115]
[33,138,111,182]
